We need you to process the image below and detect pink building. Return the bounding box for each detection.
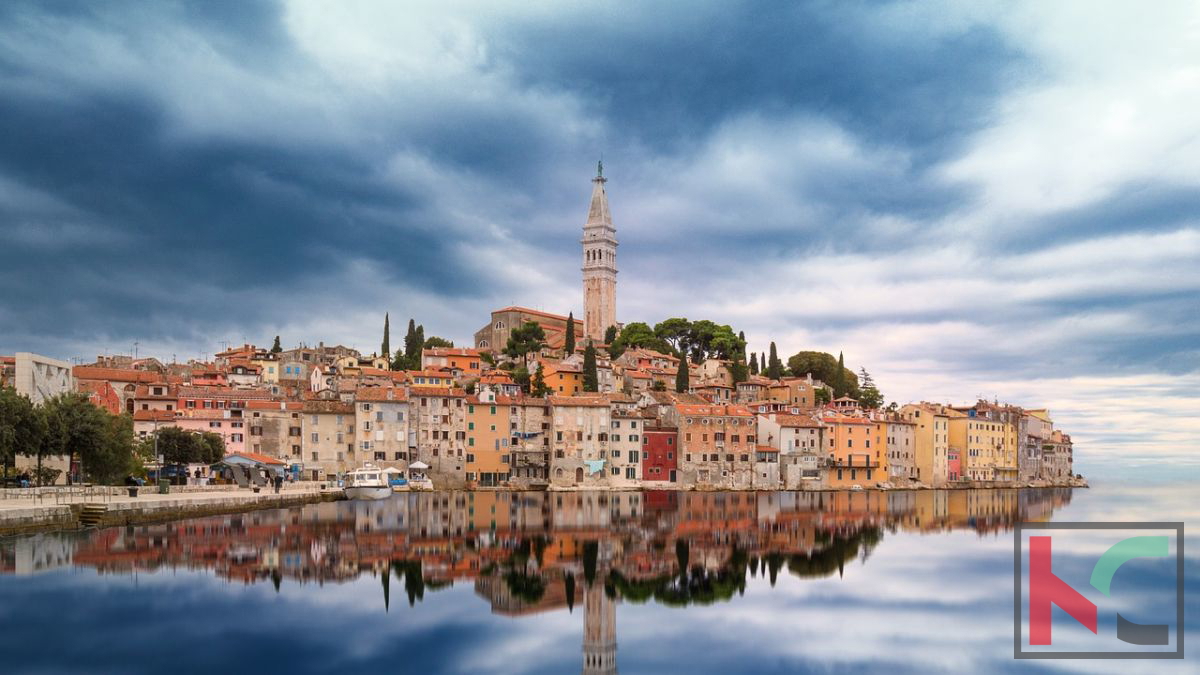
[132,410,248,456]
[946,448,961,481]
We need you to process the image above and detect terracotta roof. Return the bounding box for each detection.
[549,395,609,407]
[423,347,484,358]
[132,410,176,421]
[493,306,581,323]
[244,400,302,411]
[74,366,161,383]
[302,400,355,414]
[177,386,274,400]
[355,387,408,402]
[676,404,753,417]
[755,445,780,453]
[225,451,286,465]
[772,414,822,428]
[411,387,466,398]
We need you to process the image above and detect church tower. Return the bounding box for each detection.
[582,161,617,341]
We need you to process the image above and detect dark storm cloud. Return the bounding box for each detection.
[495,1,1028,164]
[0,0,1195,420]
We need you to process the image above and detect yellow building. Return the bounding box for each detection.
[900,403,949,486]
[542,361,583,395]
[947,409,1009,481]
[821,413,887,488]
[465,391,513,487]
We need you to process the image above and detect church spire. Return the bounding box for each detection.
[582,163,617,341]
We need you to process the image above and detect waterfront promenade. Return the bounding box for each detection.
[0,484,343,535]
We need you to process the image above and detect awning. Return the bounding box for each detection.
[408,461,429,470]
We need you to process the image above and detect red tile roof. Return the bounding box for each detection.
[225,451,286,465]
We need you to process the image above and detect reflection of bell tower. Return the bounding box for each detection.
[582,582,617,674]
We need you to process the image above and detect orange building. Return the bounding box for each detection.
[821,413,887,488]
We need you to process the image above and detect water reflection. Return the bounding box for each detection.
[1,489,1072,672]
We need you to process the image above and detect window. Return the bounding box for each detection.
[310,433,318,443]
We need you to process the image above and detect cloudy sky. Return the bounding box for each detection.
[1,1,1196,476]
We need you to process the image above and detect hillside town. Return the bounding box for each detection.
[0,167,1078,491]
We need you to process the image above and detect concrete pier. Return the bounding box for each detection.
[0,485,344,536]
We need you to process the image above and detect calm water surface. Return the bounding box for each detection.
[2,484,1196,674]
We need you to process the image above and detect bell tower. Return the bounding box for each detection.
[582,161,617,341]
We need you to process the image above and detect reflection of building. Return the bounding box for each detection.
[583,582,617,674]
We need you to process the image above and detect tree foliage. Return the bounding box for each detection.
[675,354,690,393]
[786,350,859,397]
[270,336,282,353]
[504,321,547,364]
[604,325,618,345]
[564,312,576,355]
[0,387,42,475]
[154,426,224,467]
[767,342,783,380]
[423,336,454,349]
[531,363,551,397]
[582,344,599,392]
[381,313,390,363]
[749,352,759,376]
[857,368,883,409]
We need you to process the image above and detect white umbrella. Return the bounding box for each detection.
[382,466,404,474]
[408,461,429,470]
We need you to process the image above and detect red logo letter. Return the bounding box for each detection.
[1029,536,1098,644]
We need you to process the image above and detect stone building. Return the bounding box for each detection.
[411,387,468,486]
[548,395,611,487]
[301,400,356,480]
[355,386,411,472]
[675,403,757,489]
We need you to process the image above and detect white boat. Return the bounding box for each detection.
[344,465,393,500]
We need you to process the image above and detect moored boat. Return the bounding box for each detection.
[344,464,393,500]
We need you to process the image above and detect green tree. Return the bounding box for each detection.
[787,351,859,396]
[199,431,226,464]
[89,413,136,484]
[612,322,673,358]
[815,387,832,405]
[729,359,748,385]
[653,317,692,354]
[834,352,846,398]
[423,336,454,349]
[857,368,883,409]
[271,336,282,353]
[604,325,618,345]
[565,312,576,355]
[651,380,667,392]
[531,363,551,397]
[41,393,107,485]
[675,354,690,393]
[154,427,203,467]
[381,313,390,364]
[767,342,783,380]
[582,344,599,392]
[512,366,532,394]
[504,321,547,366]
[749,352,759,376]
[0,387,42,478]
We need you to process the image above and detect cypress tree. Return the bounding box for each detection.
[532,362,550,397]
[604,324,618,345]
[565,312,576,355]
[675,353,689,393]
[271,336,282,353]
[767,342,782,380]
[835,351,846,398]
[381,313,390,364]
[749,352,759,375]
[582,344,598,392]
